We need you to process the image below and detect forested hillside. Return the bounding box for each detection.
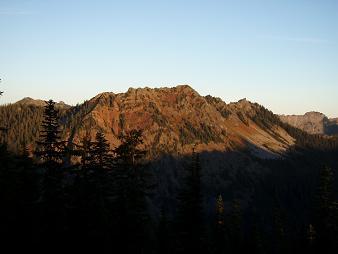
[1,86,338,253]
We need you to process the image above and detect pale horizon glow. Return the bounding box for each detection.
[1,0,337,118]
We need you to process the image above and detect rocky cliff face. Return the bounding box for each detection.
[279,112,338,136]
[61,85,294,159]
[279,112,327,134]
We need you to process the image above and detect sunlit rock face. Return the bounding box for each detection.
[61,85,294,159]
[279,112,338,136]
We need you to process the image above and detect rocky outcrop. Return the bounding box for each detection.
[279,112,338,136]
[61,85,295,159]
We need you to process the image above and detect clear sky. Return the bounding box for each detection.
[1,0,337,117]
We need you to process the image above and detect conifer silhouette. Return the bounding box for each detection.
[112,129,150,253]
[214,194,226,254]
[91,131,112,170]
[314,166,338,252]
[0,81,8,142]
[36,100,62,166]
[175,151,204,254]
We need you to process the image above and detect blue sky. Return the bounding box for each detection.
[0,0,337,117]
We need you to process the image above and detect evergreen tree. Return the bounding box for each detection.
[306,224,317,254]
[0,82,8,143]
[112,129,150,253]
[216,194,225,226]
[175,151,204,254]
[157,207,172,254]
[314,166,338,252]
[85,131,112,246]
[228,199,243,254]
[80,132,94,170]
[307,224,316,245]
[68,132,109,251]
[114,129,145,166]
[34,100,68,248]
[0,103,44,151]
[16,145,40,248]
[36,100,62,167]
[273,203,286,254]
[91,131,112,170]
[251,211,265,254]
[213,194,226,254]
[0,148,40,250]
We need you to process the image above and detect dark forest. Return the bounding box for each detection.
[1,87,338,254]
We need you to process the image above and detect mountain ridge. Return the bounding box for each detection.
[60,85,295,159]
[15,97,71,108]
[279,111,338,136]
[2,85,337,158]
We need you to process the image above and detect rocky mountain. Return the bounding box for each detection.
[60,85,296,159]
[15,97,70,108]
[1,84,338,219]
[279,112,338,136]
[1,85,337,159]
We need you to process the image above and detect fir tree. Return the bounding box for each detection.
[157,207,172,254]
[80,132,94,170]
[214,194,226,254]
[175,151,204,254]
[251,211,265,254]
[35,100,67,247]
[86,131,112,243]
[228,199,243,254]
[68,132,109,251]
[36,100,62,167]
[0,82,8,143]
[306,223,316,254]
[112,129,150,253]
[314,166,338,252]
[114,129,145,166]
[91,131,112,170]
[273,203,286,254]
[216,194,225,226]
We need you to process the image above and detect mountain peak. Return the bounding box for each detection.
[21,97,34,101]
[279,111,333,135]
[15,97,46,107]
[173,84,199,95]
[175,84,195,91]
[60,85,297,158]
[304,111,326,118]
[15,97,70,108]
